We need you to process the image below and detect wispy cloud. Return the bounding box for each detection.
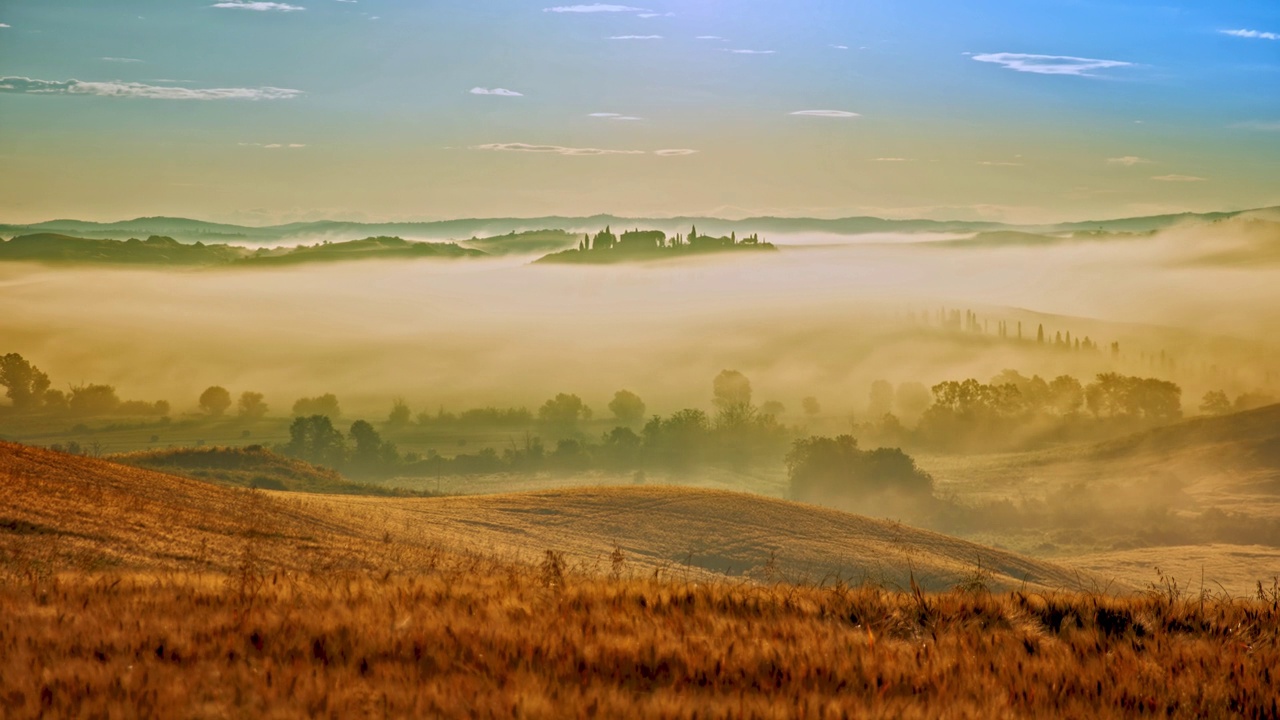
[211,1,305,11]
[871,157,914,162]
[239,142,307,148]
[637,12,673,18]
[696,36,726,41]
[0,23,10,28]
[1231,120,1280,131]
[1152,174,1205,182]
[789,110,860,118]
[609,35,662,40]
[654,149,697,156]
[1106,156,1150,166]
[589,112,642,120]
[1221,29,1279,40]
[724,49,776,55]
[831,44,849,50]
[972,52,1132,76]
[101,57,143,63]
[543,4,647,12]
[470,87,523,96]
[0,76,302,100]
[473,143,694,156]
[978,161,1024,166]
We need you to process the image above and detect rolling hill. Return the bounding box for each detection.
[0,233,486,266]
[1,440,1089,591]
[4,205,1276,246]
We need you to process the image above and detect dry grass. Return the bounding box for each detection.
[2,564,1277,718]
[4,440,1278,718]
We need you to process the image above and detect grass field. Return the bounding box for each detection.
[3,439,1279,717]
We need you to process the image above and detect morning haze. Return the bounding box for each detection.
[2,1,1279,717]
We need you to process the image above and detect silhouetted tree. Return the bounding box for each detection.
[199,386,232,416]
[238,391,268,419]
[348,419,398,475]
[1047,375,1084,415]
[387,398,411,427]
[760,400,786,418]
[68,384,121,416]
[712,369,754,427]
[607,389,646,426]
[1199,390,1231,416]
[538,393,592,435]
[282,415,347,468]
[1037,324,1045,344]
[787,435,933,502]
[0,353,51,411]
[643,408,710,467]
[293,393,341,419]
[802,396,821,417]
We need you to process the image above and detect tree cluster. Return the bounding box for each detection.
[0,353,168,418]
[278,415,401,478]
[786,435,934,504]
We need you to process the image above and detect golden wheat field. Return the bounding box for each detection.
[3,441,1280,718]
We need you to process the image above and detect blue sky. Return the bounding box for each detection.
[0,0,1277,223]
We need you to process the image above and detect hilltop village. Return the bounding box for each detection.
[536,225,777,264]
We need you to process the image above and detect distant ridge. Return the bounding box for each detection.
[4,206,1275,247]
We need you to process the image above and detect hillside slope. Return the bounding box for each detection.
[0,441,1092,591]
[309,486,1095,591]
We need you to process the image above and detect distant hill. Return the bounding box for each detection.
[0,233,486,266]
[0,233,249,265]
[924,230,1150,249]
[108,445,423,496]
[460,229,581,256]
[0,440,1088,590]
[235,236,485,265]
[5,206,1276,246]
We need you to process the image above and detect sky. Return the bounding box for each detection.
[0,0,1278,224]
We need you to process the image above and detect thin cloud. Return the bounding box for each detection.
[0,24,10,28]
[724,49,776,55]
[1106,156,1151,166]
[589,112,642,120]
[473,143,644,156]
[978,161,1024,166]
[1232,121,1280,131]
[609,35,662,40]
[972,52,1132,77]
[790,110,860,118]
[871,157,914,162]
[1152,174,1205,182]
[470,87,523,96]
[543,4,647,12]
[1221,29,1279,40]
[696,36,726,41]
[240,142,307,148]
[637,12,673,18]
[831,44,849,50]
[211,1,305,10]
[102,57,143,63]
[0,76,302,100]
[473,143,694,157]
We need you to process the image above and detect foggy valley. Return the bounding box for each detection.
[3,0,1279,716]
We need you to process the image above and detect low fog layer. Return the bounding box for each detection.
[1,220,1277,416]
